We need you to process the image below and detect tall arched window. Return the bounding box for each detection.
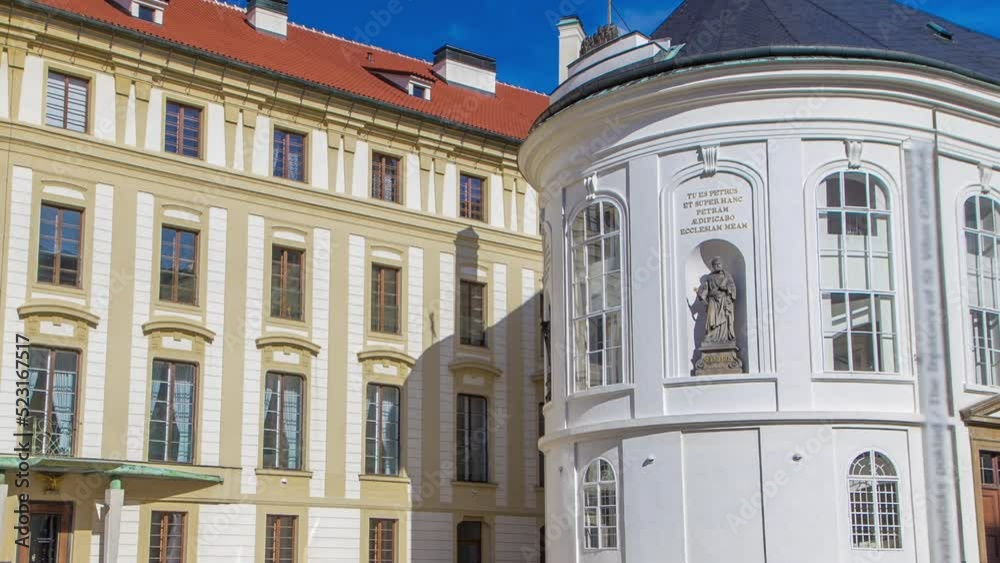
[965,195,1000,386]
[818,171,897,373]
[848,450,901,550]
[582,458,618,550]
[570,200,624,391]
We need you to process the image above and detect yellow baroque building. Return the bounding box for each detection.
[0,1,548,562]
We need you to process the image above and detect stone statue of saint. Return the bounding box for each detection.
[696,257,737,344]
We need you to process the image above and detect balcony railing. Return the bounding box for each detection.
[25,417,75,457]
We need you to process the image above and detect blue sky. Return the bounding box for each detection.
[252,0,999,93]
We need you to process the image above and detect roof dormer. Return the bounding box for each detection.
[110,0,167,24]
[368,68,434,101]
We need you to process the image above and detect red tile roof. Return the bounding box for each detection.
[31,0,549,140]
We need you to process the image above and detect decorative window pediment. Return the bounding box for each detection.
[449,358,502,379]
[142,318,216,343]
[358,347,416,379]
[256,333,321,356]
[19,301,99,329]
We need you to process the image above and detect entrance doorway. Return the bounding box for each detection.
[17,502,73,563]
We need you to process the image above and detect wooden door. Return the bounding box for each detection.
[17,503,73,563]
[982,452,1000,563]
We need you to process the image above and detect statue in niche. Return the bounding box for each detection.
[694,257,744,375]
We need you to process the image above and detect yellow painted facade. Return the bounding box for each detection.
[0,2,545,562]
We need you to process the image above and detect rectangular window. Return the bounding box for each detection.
[459,174,484,221]
[273,129,306,182]
[460,281,487,347]
[26,347,79,457]
[371,265,401,334]
[365,384,400,476]
[368,519,396,563]
[165,102,201,158]
[149,511,185,563]
[137,5,157,22]
[45,71,88,133]
[983,451,1000,488]
[148,360,197,464]
[159,227,198,305]
[372,153,401,203]
[457,522,483,563]
[38,204,83,287]
[456,394,488,483]
[265,515,296,563]
[263,372,304,470]
[271,246,304,321]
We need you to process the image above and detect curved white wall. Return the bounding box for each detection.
[522,59,1000,563]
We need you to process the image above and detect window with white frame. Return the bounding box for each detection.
[848,450,901,550]
[965,195,1000,386]
[818,171,897,373]
[582,458,618,550]
[570,200,624,391]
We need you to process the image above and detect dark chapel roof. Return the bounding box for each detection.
[650,0,1000,84]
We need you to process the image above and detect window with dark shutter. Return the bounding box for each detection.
[45,71,88,133]
[271,246,304,321]
[460,281,487,347]
[273,129,306,182]
[459,174,484,221]
[371,265,401,334]
[38,204,83,287]
[165,102,202,158]
[159,227,198,305]
[372,153,401,203]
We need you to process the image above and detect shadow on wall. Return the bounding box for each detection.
[372,226,547,562]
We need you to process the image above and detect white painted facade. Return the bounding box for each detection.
[520,30,1000,563]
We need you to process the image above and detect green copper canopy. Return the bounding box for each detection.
[0,456,223,483]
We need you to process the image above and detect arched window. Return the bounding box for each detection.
[570,200,624,391]
[582,458,618,550]
[817,171,897,373]
[965,195,1000,386]
[848,450,901,550]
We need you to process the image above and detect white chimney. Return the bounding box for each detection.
[432,46,497,95]
[248,0,288,38]
[557,16,585,84]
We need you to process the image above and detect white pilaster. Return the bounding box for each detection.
[406,153,421,210]
[309,228,331,497]
[351,140,369,198]
[307,507,360,562]
[198,505,257,563]
[427,160,438,214]
[240,215,266,494]
[311,129,329,190]
[201,207,228,466]
[233,111,245,172]
[143,88,163,152]
[123,83,137,147]
[101,487,124,563]
[81,183,114,458]
[407,247,424,497]
[438,252,455,502]
[251,115,271,176]
[493,263,508,506]
[125,192,155,460]
[490,174,505,228]
[442,163,457,218]
[496,516,539,563]
[117,505,140,563]
[523,184,539,236]
[411,512,454,563]
[522,268,539,508]
[93,72,117,142]
[206,102,226,167]
[334,136,346,193]
[345,234,366,499]
[17,55,42,125]
[0,51,9,119]
[0,166,33,451]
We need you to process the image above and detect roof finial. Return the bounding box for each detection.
[608,0,613,26]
